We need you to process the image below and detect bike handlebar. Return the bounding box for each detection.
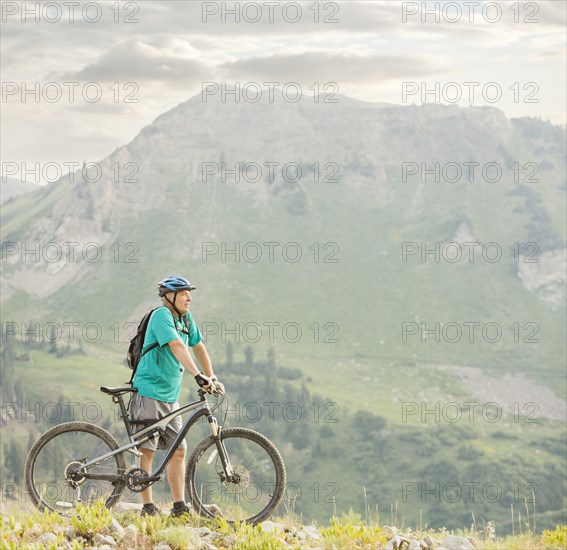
[197,388,225,413]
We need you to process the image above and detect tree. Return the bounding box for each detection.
[263,364,278,401]
[244,346,254,369]
[267,347,276,369]
[225,341,234,367]
[4,439,25,483]
[48,325,58,354]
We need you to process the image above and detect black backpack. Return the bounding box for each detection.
[126,308,159,385]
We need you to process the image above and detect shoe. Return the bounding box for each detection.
[140,503,162,517]
[170,503,193,518]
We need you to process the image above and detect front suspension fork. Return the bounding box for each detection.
[208,415,236,481]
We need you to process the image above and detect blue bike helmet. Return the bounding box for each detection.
[158,276,196,297]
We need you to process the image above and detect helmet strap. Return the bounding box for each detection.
[164,292,183,318]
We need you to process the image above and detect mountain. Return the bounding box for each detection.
[2,91,565,380]
[1,91,566,530]
[0,177,40,205]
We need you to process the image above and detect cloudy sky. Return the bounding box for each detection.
[1,0,566,181]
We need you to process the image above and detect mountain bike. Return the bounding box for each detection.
[24,386,286,524]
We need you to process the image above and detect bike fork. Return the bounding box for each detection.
[207,416,235,480]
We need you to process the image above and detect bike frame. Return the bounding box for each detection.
[79,389,234,485]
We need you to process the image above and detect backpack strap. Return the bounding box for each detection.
[175,313,191,336]
[142,341,160,357]
[128,342,160,385]
[129,310,190,385]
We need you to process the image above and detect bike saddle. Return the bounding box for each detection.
[100,386,138,396]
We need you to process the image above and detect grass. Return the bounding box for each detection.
[3,347,566,529]
[2,178,566,391]
[69,501,113,540]
[320,510,389,548]
[1,502,565,549]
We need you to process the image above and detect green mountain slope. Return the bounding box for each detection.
[1,92,565,532]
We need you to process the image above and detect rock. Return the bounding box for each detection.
[386,535,402,550]
[203,530,223,543]
[517,248,566,309]
[424,535,437,548]
[302,524,323,540]
[467,536,481,549]
[201,534,222,547]
[204,503,223,517]
[93,533,117,547]
[482,520,495,540]
[383,525,399,539]
[223,534,238,547]
[297,531,306,540]
[195,527,212,538]
[62,526,76,540]
[418,540,430,549]
[118,524,152,550]
[283,527,298,544]
[22,523,43,541]
[57,539,73,549]
[153,545,172,550]
[109,518,125,539]
[37,532,58,545]
[192,527,222,550]
[260,521,285,534]
[408,540,422,550]
[120,523,139,548]
[440,535,475,550]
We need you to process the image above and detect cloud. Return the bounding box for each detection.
[219,51,447,85]
[67,39,211,84]
[161,1,404,38]
[529,0,567,29]
[1,0,564,171]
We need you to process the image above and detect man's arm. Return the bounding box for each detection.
[191,341,214,377]
[168,339,200,376]
[193,341,224,394]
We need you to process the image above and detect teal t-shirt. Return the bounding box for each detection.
[133,306,202,402]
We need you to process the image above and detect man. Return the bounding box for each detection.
[131,276,224,517]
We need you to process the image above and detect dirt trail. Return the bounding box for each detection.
[436,365,566,421]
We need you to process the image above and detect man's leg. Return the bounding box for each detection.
[140,448,155,505]
[167,448,187,503]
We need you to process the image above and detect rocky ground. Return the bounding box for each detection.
[0,515,508,549]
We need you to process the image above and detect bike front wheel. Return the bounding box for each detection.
[186,427,286,524]
[24,421,127,514]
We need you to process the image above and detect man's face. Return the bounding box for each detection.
[168,290,192,314]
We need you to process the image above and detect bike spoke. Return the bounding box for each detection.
[27,426,125,514]
[188,428,285,523]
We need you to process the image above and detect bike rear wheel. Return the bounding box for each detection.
[24,421,126,514]
[186,427,286,524]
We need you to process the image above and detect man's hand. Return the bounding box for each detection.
[211,377,225,395]
[194,372,214,392]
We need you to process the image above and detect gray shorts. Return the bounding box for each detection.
[130,393,187,452]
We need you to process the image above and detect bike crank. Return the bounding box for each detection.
[125,467,152,492]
